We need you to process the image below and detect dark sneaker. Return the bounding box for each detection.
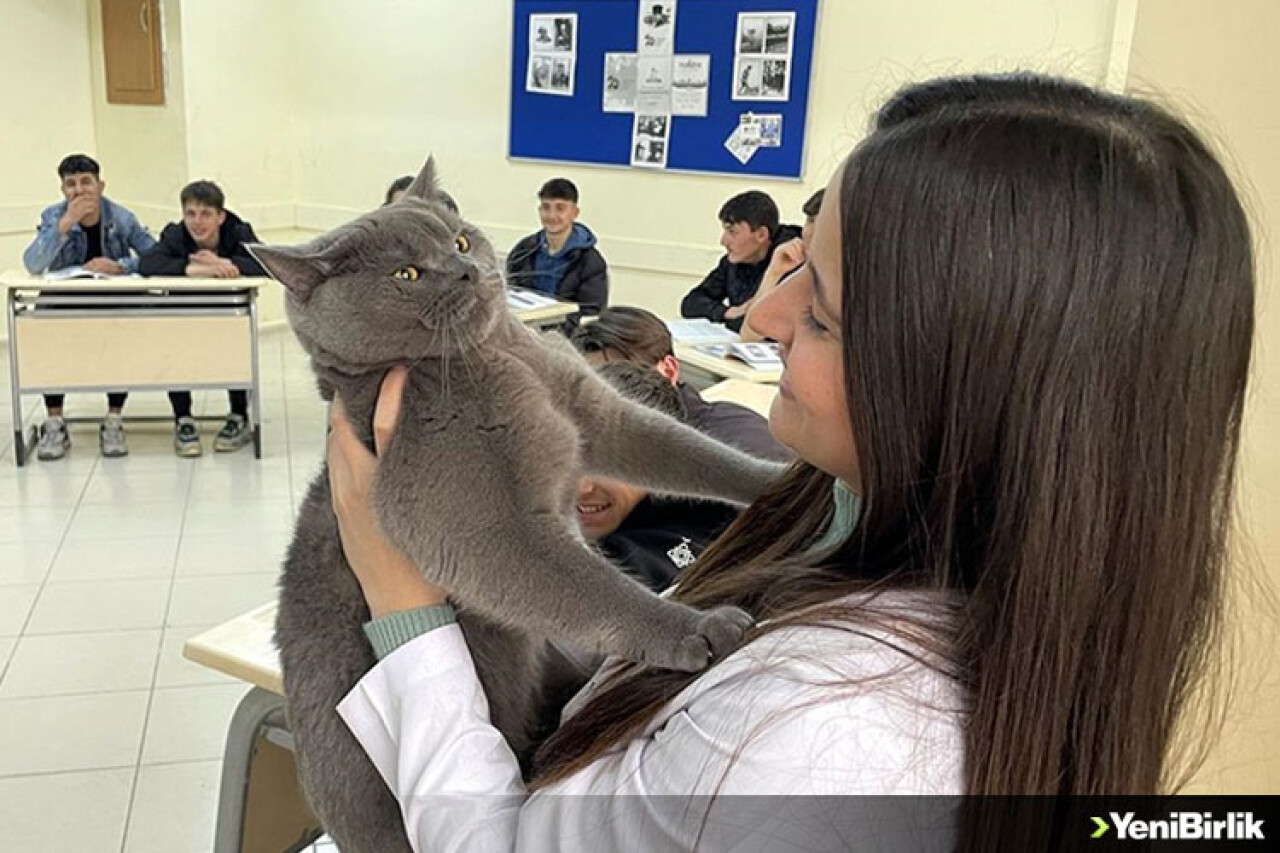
[214,414,251,453]
[99,414,128,458]
[174,417,203,458]
[37,416,71,461]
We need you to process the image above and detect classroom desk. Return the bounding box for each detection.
[3,272,266,467]
[673,342,782,385]
[700,378,779,419]
[185,603,319,853]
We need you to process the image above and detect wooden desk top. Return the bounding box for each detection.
[184,601,283,695]
[674,343,782,384]
[700,379,778,418]
[2,270,268,292]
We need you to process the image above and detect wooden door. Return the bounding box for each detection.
[102,0,165,105]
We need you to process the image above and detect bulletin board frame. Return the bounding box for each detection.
[509,0,819,180]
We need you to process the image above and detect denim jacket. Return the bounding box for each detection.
[22,196,156,275]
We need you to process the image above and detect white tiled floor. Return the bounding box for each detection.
[0,329,339,852]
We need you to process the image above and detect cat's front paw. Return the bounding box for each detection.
[669,606,755,672]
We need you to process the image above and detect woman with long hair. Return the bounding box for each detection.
[326,73,1254,850]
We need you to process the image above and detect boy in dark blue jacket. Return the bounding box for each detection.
[504,178,609,318]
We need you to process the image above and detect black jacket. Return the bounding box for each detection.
[599,496,741,592]
[678,382,792,463]
[680,224,803,332]
[505,231,609,316]
[138,210,265,277]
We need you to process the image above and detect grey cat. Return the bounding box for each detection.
[252,158,785,853]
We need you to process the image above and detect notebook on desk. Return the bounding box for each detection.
[506,288,561,310]
[696,341,783,371]
[42,266,122,281]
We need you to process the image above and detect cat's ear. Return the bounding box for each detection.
[403,156,439,203]
[247,243,331,301]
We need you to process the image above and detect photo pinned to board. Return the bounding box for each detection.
[603,53,639,113]
[632,113,671,168]
[638,1,677,54]
[528,54,576,97]
[671,54,711,117]
[527,12,577,97]
[529,13,576,54]
[734,56,789,102]
[733,11,795,102]
[638,56,674,93]
[737,11,794,57]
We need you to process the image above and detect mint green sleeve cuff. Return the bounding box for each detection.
[363,603,457,660]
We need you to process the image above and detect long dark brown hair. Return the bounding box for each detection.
[536,74,1255,849]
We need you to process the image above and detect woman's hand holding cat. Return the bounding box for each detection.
[328,367,449,617]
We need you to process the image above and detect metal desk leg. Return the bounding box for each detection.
[249,290,263,460]
[7,289,26,468]
[215,687,321,853]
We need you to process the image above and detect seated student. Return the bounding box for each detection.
[505,178,608,316]
[679,190,802,332]
[139,180,266,456]
[384,175,459,213]
[570,306,790,462]
[22,153,157,461]
[740,188,824,342]
[577,362,741,592]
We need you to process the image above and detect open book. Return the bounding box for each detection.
[42,266,117,281]
[665,318,740,345]
[506,288,561,311]
[696,341,783,371]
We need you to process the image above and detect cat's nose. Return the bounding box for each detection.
[454,265,476,285]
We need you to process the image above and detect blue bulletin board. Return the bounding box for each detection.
[510,0,819,179]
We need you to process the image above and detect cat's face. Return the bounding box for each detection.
[249,159,504,371]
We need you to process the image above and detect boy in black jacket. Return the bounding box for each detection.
[680,190,802,332]
[505,178,609,318]
[139,180,266,456]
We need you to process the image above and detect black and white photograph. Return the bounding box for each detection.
[603,52,639,112]
[529,13,576,54]
[527,54,574,96]
[671,54,711,116]
[528,55,553,91]
[733,57,763,100]
[638,56,672,93]
[762,58,788,99]
[554,17,574,51]
[638,1,677,54]
[765,14,795,54]
[636,114,668,137]
[738,15,765,54]
[631,112,670,168]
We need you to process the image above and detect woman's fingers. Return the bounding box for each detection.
[373,366,409,457]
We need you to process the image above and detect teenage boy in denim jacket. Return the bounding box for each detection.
[22,154,156,460]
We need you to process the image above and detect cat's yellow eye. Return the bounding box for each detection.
[393,266,420,281]
[455,233,471,253]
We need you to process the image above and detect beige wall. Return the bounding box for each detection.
[0,0,98,272]
[85,0,189,227]
[1127,0,1280,794]
[285,0,1117,315]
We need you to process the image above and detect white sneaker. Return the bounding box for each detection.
[99,414,128,458]
[174,417,203,458]
[36,416,71,461]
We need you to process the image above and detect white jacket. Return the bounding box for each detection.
[338,612,964,852]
